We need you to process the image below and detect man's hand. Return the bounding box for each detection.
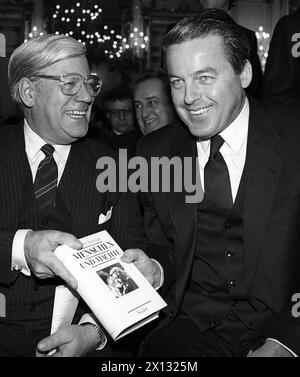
[248,340,294,357]
[121,248,161,288]
[24,230,82,289]
[36,325,99,357]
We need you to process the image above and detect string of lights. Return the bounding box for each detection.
[255,26,270,71]
[24,1,148,60]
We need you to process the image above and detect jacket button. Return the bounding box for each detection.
[210,318,216,328]
[226,251,234,257]
[225,222,231,230]
[168,311,174,319]
[231,300,238,308]
[229,279,237,287]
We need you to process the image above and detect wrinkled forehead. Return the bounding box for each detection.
[42,55,90,75]
[106,98,133,109]
[134,78,168,99]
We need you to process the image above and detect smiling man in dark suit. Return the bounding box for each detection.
[0,34,142,357]
[124,9,300,357]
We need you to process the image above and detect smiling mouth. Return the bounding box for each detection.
[143,118,156,126]
[65,110,87,119]
[188,105,213,116]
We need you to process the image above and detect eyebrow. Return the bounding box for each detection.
[134,96,160,102]
[169,67,218,79]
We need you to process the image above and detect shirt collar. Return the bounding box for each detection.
[220,97,249,154]
[198,97,249,155]
[24,119,71,162]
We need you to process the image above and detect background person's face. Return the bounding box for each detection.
[30,55,93,144]
[134,78,174,135]
[166,34,249,140]
[106,98,134,134]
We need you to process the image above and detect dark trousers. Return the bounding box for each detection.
[144,312,265,357]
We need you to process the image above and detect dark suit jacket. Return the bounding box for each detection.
[0,123,143,355]
[137,98,300,354]
[263,12,300,106]
[93,128,141,158]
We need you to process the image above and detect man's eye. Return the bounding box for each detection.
[170,79,183,89]
[149,99,159,106]
[134,103,142,110]
[64,79,78,88]
[198,75,213,82]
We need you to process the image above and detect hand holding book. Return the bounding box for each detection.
[51,231,167,341]
[121,248,163,289]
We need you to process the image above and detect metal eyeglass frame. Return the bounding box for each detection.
[32,72,102,97]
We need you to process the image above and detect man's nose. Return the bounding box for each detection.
[184,82,201,105]
[118,110,126,120]
[142,104,150,118]
[75,82,93,103]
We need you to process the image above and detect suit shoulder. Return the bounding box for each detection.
[0,123,21,137]
[84,137,118,160]
[275,14,300,31]
[0,123,23,146]
[137,123,179,156]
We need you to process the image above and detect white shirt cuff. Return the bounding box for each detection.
[11,230,31,276]
[78,313,107,351]
[267,338,298,357]
[151,258,164,290]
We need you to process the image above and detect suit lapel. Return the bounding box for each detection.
[67,139,107,237]
[168,125,198,301]
[242,102,282,287]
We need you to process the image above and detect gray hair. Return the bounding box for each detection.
[8,34,86,104]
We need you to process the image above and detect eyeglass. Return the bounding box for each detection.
[108,107,133,118]
[32,73,102,97]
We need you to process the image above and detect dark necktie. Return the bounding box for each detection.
[204,135,233,209]
[34,144,58,215]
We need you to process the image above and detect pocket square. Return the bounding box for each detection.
[98,206,113,225]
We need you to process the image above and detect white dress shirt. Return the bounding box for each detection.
[197,98,249,202]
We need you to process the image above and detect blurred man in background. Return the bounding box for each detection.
[133,69,176,136]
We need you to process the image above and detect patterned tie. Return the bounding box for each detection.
[204,135,233,209]
[34,144,58,215]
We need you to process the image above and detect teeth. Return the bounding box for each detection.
[66,110,86,117]
[190,106,212,115]
[144,119,155,124]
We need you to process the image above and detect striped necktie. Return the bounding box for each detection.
[34,144,58,215]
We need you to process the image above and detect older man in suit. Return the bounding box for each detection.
[0,34,142,357]
[124,9,300,357]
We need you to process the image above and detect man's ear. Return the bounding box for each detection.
[240,60,252,89]
[18,78,36,108]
